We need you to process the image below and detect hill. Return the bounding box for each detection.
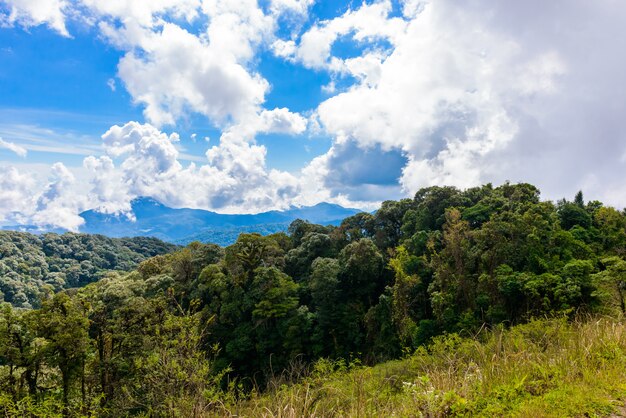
[172,222,293,246]
[79,197,362,244]
[0,230,177,308]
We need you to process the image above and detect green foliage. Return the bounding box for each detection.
[593,256,626,314]
[1,182,626,414]
[0,231,177,308]
[113,309,222,417]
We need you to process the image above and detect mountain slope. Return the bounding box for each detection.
[79,197,362,244]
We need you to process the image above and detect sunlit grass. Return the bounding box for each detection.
[215,316,626,417]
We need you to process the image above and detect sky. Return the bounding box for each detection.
[0,0,625,230]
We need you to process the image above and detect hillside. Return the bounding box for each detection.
[0,182,625,416]
[172,222,293,246]
[79,197,362,244]
[229,317,626,417]
[0,231,177,308]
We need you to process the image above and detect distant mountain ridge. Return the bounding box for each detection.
[78,197,363,245]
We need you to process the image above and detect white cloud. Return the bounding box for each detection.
[102,121,180,172]
[0,166,36,225]
[114,22,270,127]
[294,147,381,211]
[81,0,200,28]
[83,155,133,218]
[272,39,296,59]
[270,0,314,16]
[255,108,307,136]
[0,163,87,230]
[98,107,306,210]
[3,0,308,130]
[0,0,69,36]
[0,137,27,157]
[31,162,86,230]
[95,0,298,128]
[279,0,406,74]
[81,121,304,216]
[306,0,626,205]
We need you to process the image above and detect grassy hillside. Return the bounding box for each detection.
[228,317,626,417]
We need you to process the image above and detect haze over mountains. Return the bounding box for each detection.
[78,197,362,245]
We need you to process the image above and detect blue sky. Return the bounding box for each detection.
[1,0,625,230]
[0,5,331,169]
[0,0,391,174]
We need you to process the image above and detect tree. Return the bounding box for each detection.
[593,207,626,253]
[285,232,333,281]
[336,212,375,244]
[34,293,90,413]
[309,258,343,356]
[224,234,285,282]
[428,209,475,329]
[574,190,585,208]
[388,246,429,347]
[371,199,413,249]
[338,239,385,307]
[0,304,44,399]
[593,257,626,314]
[558,201,592,230]
[203,264,307,381]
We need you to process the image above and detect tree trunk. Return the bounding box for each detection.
[62,370,70,417]
[25,365,38,398]
[81,357,87,415]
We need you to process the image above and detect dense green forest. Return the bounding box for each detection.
[1,182,626,416]
[0,232,177,308]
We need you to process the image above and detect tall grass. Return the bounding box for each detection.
[214,316,626,417]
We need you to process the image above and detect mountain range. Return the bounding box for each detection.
[75,197,362,245]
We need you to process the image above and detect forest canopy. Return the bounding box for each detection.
[0,232,177,308]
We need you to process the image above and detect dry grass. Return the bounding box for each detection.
[211,316,626,417]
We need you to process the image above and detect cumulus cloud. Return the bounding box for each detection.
[1,0,317,226]
[92,0,314,128]
[81,0,199,28]
[302,0,626,205]
[280,0,405,71]
[0,0,70,36]
[31,162,86,230]
[0,137,27,157]
[113,21,271,126]
[81,121,303,216]
[312,140,407,202]
[270,0,314,16]
[0,166,36,225]
[0,163,87,230]
[3,0,309,129]
[83,155,132,218]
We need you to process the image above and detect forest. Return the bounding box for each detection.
[0,182,625,416]
[0,232,178,308]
